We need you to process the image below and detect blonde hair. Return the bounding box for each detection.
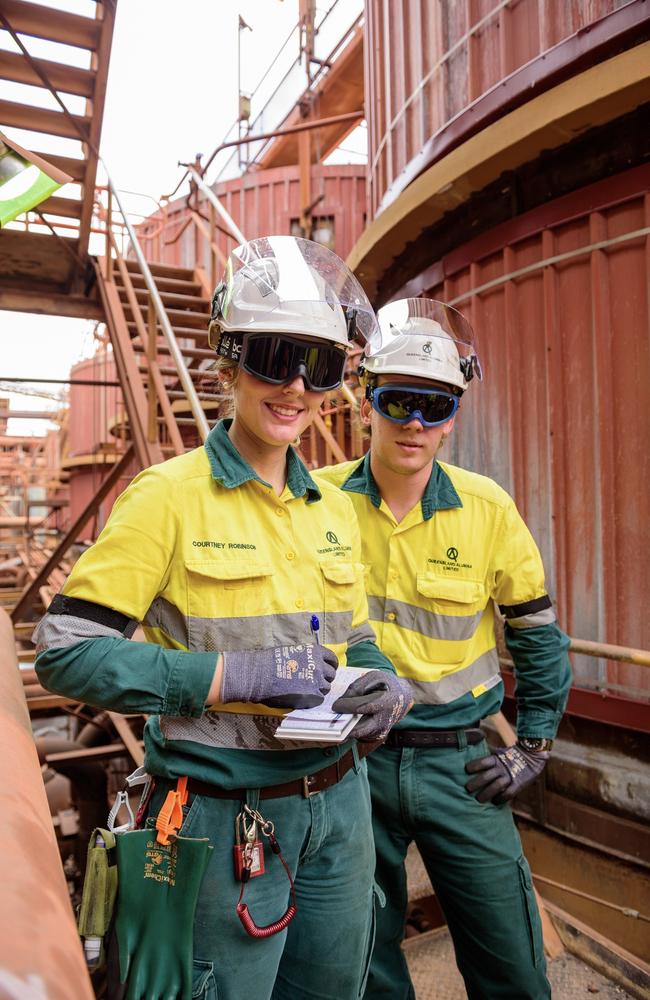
[206,357,240,419]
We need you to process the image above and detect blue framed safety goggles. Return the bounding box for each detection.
[369,384,460,427]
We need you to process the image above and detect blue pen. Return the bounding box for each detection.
[310,614,320,644]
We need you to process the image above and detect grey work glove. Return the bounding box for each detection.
[465,743,549,804]
[332,671,413,742]
[221,644,338,709]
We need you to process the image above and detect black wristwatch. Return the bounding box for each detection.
[519,737,553,753]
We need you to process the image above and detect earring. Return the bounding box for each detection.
[292,435,301,447]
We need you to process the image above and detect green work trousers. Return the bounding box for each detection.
[147,760,377,1000]
[364,737,550,1000]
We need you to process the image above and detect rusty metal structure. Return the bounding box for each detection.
[347,0,650,986]
[0,0,649,995]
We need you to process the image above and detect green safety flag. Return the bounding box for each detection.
[0,130,72,227]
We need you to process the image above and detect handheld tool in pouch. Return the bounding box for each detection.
[77,827,118,970]
[114,776,213,1000]
[234,804,297,938]
[76,766,147,972]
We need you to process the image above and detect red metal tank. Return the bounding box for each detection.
[423,169,650,702]
[66,352,129,540]
[139,163,367,274]
[350,2,650,714]
[363,0,642,218]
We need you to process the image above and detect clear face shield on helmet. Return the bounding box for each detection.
[208,236,379,391]
[364,297,482,393]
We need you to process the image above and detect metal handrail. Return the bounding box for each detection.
[186,167,247,246]
[102,165,210,442]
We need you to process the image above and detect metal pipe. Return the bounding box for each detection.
[569,638,650,668]
[200,109,364,174]
[0,609,94,999]
[0,377,121,387]
[102,168,210,442]
[186,167,247,246]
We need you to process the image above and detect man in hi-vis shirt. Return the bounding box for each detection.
[317,298,571,1000]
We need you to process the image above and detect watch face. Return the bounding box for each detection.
[521,738,546,752]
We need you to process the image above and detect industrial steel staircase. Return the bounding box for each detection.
[96,248,218,469]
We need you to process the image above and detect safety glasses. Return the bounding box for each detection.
[369,384,460,427]
[241,333,347,392]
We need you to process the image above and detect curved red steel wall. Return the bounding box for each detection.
[68,354,121,458]
[422,167,650,698]
[365,0,625,218]
[67,354,128,540]
[139,164,367,269]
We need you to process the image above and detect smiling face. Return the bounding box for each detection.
[361,373,458,478]
[231,369,326,451]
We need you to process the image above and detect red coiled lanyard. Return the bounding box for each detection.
[236,805,297,939]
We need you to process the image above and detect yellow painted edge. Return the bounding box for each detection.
[348,41,650,278]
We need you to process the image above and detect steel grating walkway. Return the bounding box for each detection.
[403,846,636,998]
[403,928,634,999]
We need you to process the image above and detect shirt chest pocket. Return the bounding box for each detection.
[185,559,275,621]
[320,561,363,619]
[415,574,487,656]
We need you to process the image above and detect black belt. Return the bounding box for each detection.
[384,727,485,748]
[180,742,381,801]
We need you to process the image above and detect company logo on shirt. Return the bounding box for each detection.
[317,530,351,556]
[428,545,472,571]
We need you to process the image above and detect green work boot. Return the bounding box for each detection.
[114,830,212,1000]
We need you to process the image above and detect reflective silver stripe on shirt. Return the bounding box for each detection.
[404,648,501,705]
[33,612,123,654]
[367,595,483,642]
[160,711,334,751]
[505,607,556,629]
[144,596,356,651]
[144,596,188,646]
[347,622,377,646]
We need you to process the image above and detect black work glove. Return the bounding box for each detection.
[221,644,338,709]
[332,671,412,742]
[465,743,549,804]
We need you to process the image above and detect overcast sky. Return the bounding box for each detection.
[2,0,365,434]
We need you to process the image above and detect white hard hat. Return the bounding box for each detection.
[363,298,482,391]
[209,235,378,351]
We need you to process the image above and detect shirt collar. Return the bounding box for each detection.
[341,452,462,520]
[204,419,322,503]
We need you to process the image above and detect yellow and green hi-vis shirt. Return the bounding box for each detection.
[34,421,391,789]
[316,454,571,736]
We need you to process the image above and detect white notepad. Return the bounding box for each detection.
[274,667,368,743]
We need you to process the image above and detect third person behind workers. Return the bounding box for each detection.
[318,297,572,1000]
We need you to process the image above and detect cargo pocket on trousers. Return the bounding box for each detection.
[358,882,386,998]
[192,958,217,999]
[517,855,544,967]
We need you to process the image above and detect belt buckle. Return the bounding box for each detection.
[302,774,319,798]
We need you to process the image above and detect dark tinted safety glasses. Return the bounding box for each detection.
[370,385,460,427]
[241,334,346,391]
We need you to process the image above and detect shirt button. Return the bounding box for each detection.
[387,612,396,622]
[295,598,305,609]
[286,551,296,561]
[390,570,399,581]
[275,507,285,517]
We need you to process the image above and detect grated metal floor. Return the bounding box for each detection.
[403,928,635,999]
